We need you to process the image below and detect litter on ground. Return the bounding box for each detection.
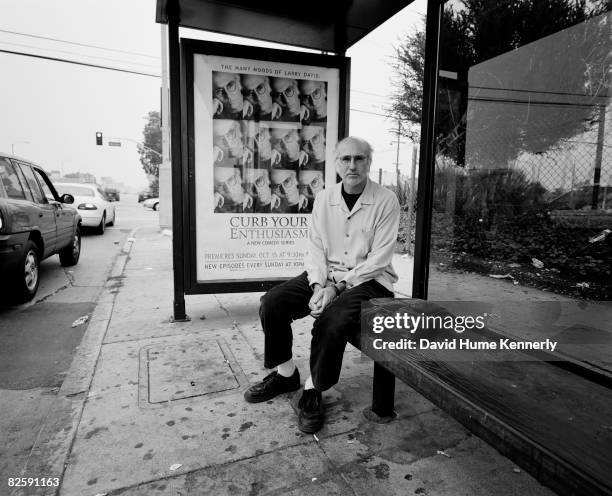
[71,315,89,328]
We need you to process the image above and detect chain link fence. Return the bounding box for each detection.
[429,104,612,299]
[514,131,612,211]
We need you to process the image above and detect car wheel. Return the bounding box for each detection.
[153,202,159,211]
[108,209,115,226]
[59,226,81,266]
[15,241,40,302]
[96,213,106,235]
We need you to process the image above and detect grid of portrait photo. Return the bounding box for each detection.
[212,71,328,214]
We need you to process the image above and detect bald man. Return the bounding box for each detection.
[299,80,327,124]
[212,71,251,120]
[241,75,281,122]
[300,126,326,171]
[270,77,302,122]
[244,137,400,434]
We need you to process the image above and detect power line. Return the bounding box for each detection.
[469,96,605,109]
[471,85,610,99]
[1,48,392,102]
[0,28,160,59]
[351,89,388,98]
[350,108,390,117]
[0,40,160,69]
[0,48,160,78]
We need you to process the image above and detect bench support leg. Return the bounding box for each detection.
[363,363,396,423]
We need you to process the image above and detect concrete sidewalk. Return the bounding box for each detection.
[22,226,555,496]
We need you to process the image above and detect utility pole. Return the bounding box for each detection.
[394,120,401,186]
[390,120,407,187]
[378,168,382,184]
[592,104,605,210]
[406,144,418,254]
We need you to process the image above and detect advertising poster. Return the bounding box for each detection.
[193,53,340,282]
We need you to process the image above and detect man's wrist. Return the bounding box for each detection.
[310,282,323,292]
[332,281,347,296]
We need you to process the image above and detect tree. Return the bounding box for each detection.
[138,111,162,195]
[388,0,610,168]
[388,26,426,142]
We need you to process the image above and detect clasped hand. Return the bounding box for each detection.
[308,286,337,318]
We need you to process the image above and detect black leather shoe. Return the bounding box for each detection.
[297,388,324,433]
[244,369,300,403]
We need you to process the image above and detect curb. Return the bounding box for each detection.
[14,229,138,496]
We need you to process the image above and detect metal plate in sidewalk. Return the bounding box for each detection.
[147,339,240,403]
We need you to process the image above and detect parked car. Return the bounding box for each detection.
[138,190,155,203]
[54,182,116,234]
[143,197,160,211]
[104,187,120,202]
[0,153,81,302]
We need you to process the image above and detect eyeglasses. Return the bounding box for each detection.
[280,130,299,144]
[301,86,323,101]
[218,124,243,149]
[282,176,296,188]
[271,84,296,100]
[309,176,324,190]
[255,175,269,186]
[242,82,268,99]
[223,126,241,142]
[302,133,323,146]
[214,77,240,99]
[338,155,368,165]
[224,174,240,187]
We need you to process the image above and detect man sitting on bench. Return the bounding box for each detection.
[244,136,401,433]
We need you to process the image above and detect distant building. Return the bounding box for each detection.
[61,172,97,184]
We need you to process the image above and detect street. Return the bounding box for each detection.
[0,195,158,484]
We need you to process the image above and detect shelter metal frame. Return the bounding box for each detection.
[181,39,350,299]
[162,0,442,325]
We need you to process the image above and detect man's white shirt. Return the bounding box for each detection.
[305,178,400,292]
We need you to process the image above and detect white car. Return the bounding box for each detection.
[54,183,116,234]
[143,197,159,211]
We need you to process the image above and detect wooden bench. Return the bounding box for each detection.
[355,298,612,496]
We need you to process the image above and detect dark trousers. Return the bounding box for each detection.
[260,271,393,391]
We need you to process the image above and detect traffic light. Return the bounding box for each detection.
[96,132,103,146]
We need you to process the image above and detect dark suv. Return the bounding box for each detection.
[104,187,120,202]
[0,154,82,302]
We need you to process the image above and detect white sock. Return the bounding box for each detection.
[277,359,296,378]
[304,375,314,390]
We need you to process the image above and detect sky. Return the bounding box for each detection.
[0,0,426,189]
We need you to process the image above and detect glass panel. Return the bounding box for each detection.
[17,162,45,203]
[0,158,26,200]
[12,160,33,202]
[429,1,611,352]
[33,168,56,202]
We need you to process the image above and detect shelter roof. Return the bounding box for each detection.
[156,0,414,53]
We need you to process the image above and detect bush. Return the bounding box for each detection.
[430,166,612,291]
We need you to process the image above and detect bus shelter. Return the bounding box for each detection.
[156,1,612,494]
[155,0,440,319]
